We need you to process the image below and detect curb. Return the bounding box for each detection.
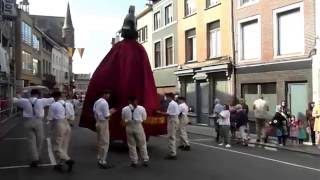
[187,126,320,156]
[248,142,320,156]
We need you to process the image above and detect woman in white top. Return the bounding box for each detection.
[218,104,231,148]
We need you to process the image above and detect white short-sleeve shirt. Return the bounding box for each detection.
[218,110,231,126]
[179,103,189,115]
[14,97,54,118]
[167,100,180,116]
[93,98,110,121]
[122,105,147,123]
[253,99,268,119]
[47,100,75,121]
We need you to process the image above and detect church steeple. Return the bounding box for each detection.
[63,2,74,30]
[62,2,74,48]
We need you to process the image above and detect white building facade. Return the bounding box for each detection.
[137,5,154,68]
[52,47,69,91]
[313,0,320,102]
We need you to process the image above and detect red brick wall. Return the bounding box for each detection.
[234,0,316,65]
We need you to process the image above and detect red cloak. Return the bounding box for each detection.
[79,39,166,140]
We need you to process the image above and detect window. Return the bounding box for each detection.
[32,34,40,51]
[185,0,196,16]
[239,0,258,7]
[207,0,220,8]
[165,4,173,25]
[22,51,32,72]
[241,83,277,118]
[154,42,161,68]
[154,11,161,30]
[275,5,304,56]
[208,21,221,58]
[21,22,32,46]
[185,29,196,62]
[239,18,260,60]
[33,59,39,76]
[165,37,173,66]
[138,26,148,43]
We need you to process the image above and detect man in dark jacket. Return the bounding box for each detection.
[235,105,249,146]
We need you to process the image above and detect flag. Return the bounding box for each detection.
[68,48,75,58]
[77,48,85,58]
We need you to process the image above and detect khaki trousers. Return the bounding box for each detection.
[177,114,190,146]
[24,118,44,161]
[256,118,266,141]
[52,119,71,163]
[96,120,110,162]
[167,116,179,156]
[125,122,149,164]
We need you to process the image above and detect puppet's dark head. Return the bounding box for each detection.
[121,6,138,40]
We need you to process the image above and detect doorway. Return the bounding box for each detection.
[197,82,210,125]
[287,83,308,120]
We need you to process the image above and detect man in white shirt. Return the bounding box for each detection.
[93,91,116,169]
[213,98,224,142]
[158,93,180,160]
[122,96,149,167]
[13,89,54,167]
[218,105,231,148]
[253,96,269,143]
[47,91,75,172]
[65,96,76,127]
[177,96,190,151]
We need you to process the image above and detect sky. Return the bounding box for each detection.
[28,0,146,74]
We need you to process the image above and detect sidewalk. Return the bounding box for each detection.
[187,125,320,156]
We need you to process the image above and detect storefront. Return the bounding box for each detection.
[176,63,233,125]
[236,60,312,121]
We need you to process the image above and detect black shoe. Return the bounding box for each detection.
[98,163,114,169]
[54,164,63,172]
[178,145,184,149]
[183,146,191,151]
[30,161,39,168]
[164,155,177,160]
[65,160,75,172]
[130,163,138,168]
[142,161,149,167]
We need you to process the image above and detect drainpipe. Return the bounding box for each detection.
[231,0,237,104]
[313,0,320,102]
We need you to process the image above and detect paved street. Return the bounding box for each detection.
[0,118,320,180]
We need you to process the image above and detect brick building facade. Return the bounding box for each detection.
[234,0,316,120]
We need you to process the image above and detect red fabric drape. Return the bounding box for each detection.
[79,39,165,140]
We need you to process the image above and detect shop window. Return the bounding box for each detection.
[241,83,276,119]
[186,82,196,113]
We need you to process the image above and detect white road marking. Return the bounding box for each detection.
[46,138,56,165]
[0,164,52,170]
[190,138,213,142]
[264,147,278,152]
[248,144,255,148]
[3,137,27,141]
[191,141,320,172]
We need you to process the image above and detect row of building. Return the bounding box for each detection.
[118,0,320,124]
[0,0,75,104]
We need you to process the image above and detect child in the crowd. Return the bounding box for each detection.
[298,119,307,145]
[289,115,299,145]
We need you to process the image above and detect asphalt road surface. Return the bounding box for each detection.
[0,119,320,180]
